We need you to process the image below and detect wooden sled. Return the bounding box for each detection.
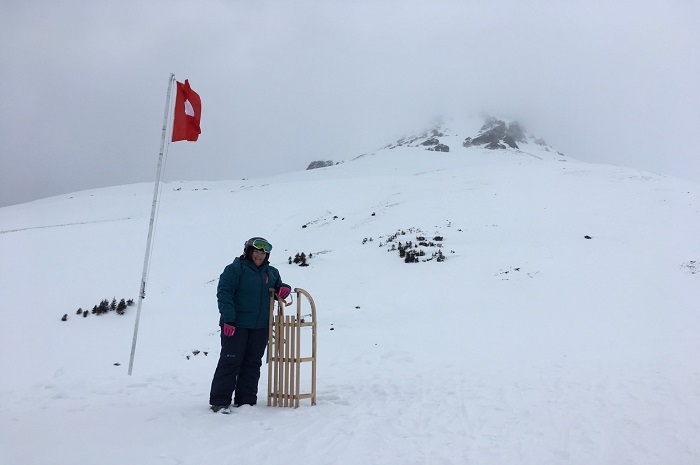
[267,288,317,408]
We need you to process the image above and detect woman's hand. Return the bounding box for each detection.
[222,322,236,337]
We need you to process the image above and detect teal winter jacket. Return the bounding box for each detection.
[216,256,284,329]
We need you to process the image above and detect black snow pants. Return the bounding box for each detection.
[209,327,269,406]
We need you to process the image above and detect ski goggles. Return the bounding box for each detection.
[250,238,272,253]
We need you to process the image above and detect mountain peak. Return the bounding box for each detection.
[384,115,559,155]
[463,117,527,150]
[307,115,564,170]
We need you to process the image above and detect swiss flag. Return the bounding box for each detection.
[171,79,201,142]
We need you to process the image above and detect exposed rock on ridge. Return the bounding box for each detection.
[306,160,336,170]
[463,118,527,150]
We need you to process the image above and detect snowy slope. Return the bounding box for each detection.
[1,142,699,465]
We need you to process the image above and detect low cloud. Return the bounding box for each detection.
[2,0,699,206]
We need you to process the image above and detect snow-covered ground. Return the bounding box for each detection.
[1,140,699,464]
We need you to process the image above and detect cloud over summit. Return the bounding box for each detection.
[1,1,699,207]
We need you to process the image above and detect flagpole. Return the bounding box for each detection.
[128,73,176,375]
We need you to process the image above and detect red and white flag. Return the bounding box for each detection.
[171,79,201,142]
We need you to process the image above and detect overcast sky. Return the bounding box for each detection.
[2,0,699,207]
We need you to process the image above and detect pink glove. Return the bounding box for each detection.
[222,323,236,337]
[277,285,291,299]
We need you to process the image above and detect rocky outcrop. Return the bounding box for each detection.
[306,160,335,170]
[388,127,445,149]
[463,118,527,150]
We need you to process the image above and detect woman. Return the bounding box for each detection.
[209,236,291,413]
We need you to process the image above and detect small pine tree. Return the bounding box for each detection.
[76,308,83,315]
[98,299,110,315]
[127,299,134,306]
[110,298,117,311]
[83,310,89,317]
[117,299,127,315]
[61,314,68,321]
